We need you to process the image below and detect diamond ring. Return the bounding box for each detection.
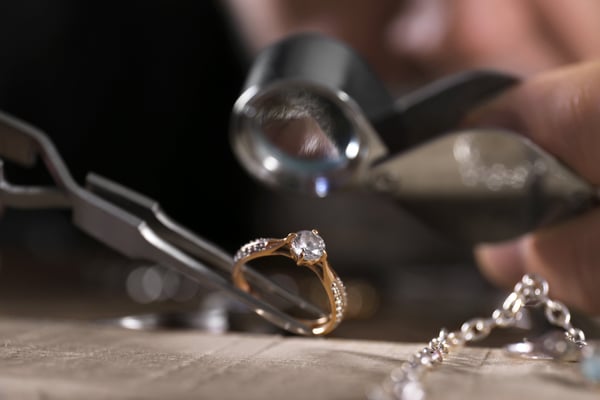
[232,229,347,335]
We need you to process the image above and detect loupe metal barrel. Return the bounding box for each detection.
[229,33,390,197]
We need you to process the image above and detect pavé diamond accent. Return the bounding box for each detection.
[331,276,347,324]
[291,230,325,261]
[234,238,271,262]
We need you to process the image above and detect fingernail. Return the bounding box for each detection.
[474,237,526,288]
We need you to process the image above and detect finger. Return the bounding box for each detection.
[465,60,600,184]
[465,62,600,314]
[386,0,568,76]
[532,0,600,61]
[475,208,600,315]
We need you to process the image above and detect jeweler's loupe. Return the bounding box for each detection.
[230,32,518,198]
[230,33,599,244]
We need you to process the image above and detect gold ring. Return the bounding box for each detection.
[232,229,347,335]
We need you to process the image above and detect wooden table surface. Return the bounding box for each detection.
[0,316,597,400]
[0,220,599,400]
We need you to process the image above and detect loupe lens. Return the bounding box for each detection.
[231,84,364,196]
[251,88,349,162]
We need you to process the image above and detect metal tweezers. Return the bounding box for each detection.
[0,110,325,336]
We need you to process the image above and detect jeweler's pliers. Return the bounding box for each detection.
[0,110,325,336]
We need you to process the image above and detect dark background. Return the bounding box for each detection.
[0,0,471,264]
[0,0,256,251]
[0,0,490,339]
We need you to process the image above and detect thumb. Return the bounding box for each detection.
[465,61,600,184]
[475,209,600,315]
[464,61,600,314]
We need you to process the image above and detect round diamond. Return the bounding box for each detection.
[291,230,325,261]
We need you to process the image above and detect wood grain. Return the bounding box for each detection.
[0,317,597,400]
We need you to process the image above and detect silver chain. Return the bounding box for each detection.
[367,274,587,400]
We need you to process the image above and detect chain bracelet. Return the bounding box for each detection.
[367,273,588,400]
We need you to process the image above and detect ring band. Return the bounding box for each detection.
[232,229,347,335]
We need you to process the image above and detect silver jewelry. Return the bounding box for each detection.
[367,274,591,400]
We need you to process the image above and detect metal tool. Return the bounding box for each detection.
[230,33,598,244]
[0,110,327,336]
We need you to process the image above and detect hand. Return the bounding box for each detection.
[463,61,600,315]
[224,0,600,314]
[386,0,600,79]
[224,0,600,87]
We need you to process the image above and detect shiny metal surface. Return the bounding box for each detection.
[504,330,583,361]
[230,33,517,197]
[0,110,327,336]
[369,129,597,244]
[230,33,599,245]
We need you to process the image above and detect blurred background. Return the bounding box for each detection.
[1,0,599,341]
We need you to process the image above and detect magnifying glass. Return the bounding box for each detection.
[230,33,518,197]
[229,33,598,244]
